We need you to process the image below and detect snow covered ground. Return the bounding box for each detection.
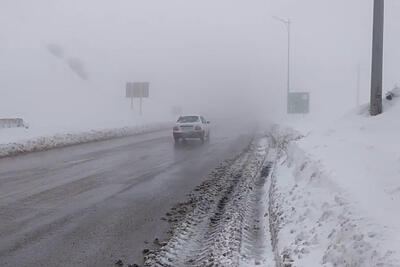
[268,94,400,266]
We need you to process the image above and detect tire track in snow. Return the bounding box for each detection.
[143,138,276,267]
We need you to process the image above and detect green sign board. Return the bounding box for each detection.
[287,92,310,114]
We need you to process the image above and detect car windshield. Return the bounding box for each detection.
[177,116,199,123]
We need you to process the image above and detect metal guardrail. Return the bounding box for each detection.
[0,118,25,129]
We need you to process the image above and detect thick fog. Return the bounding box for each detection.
[1,0,400,128]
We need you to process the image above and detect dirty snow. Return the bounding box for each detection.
[143,138,276,267]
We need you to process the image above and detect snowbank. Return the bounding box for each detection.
[0,122,170,158]
[268,97,400,266]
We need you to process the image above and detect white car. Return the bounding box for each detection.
[173,115,210,143]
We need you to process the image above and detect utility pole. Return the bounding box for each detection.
[370,0,384,116]
[273,16,291,112]
[287,19,291,97]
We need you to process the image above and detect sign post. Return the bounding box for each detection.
[370,0,384,116]
[126,82,150,115]
[140,93,143,115]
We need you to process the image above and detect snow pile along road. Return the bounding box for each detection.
[267,95,400,266]
[0,122,170,158]
[143,138,276,267]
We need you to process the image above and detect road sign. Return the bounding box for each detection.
[126,82,149,98]
[126,82,150,115]
[287,92,310,114]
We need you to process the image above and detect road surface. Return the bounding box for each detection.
[0,126,253,266]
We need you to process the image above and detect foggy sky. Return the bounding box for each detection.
[1,0,400,125]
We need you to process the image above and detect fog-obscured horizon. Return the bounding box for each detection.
[1,0,400,128]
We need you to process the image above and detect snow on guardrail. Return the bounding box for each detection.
[0,122,170,158]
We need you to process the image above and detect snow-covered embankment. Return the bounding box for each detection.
[267,95,400,266]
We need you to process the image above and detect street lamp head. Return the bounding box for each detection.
[272,16,290,25]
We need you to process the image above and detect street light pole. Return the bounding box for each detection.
[370,0,384,116]
[273,16,291,111]
[287,19,291,96]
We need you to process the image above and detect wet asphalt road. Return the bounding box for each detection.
[0,126,253,266]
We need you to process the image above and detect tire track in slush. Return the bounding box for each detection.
[143,138,275,267]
